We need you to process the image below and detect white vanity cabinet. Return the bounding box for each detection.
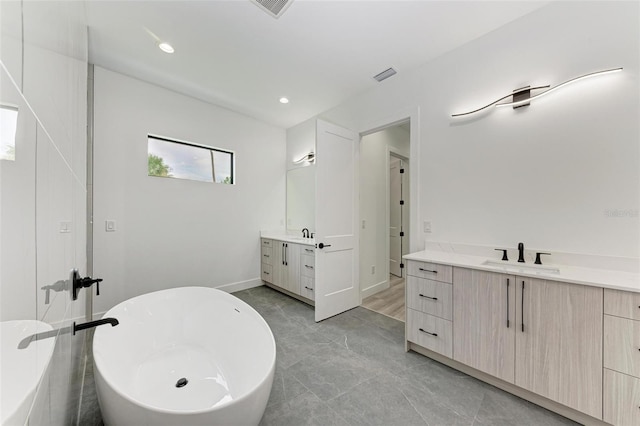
[260,237,315,304]
[603,288,640,426]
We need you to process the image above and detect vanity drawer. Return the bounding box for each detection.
[407,260,452,283]
[407,309,452,358]
[604,314,640,378]
[261,238,273,248]
[406,275,452,320]
[604,368,640,426]
[300,276,315,301]
[261,247,273,265]
[605,288,640,320]
[301,246,315,256]
[261,264,273,283]
[301,255,315,278]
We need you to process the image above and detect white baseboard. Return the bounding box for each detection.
[216,278,263,294]
[361,279,389,299]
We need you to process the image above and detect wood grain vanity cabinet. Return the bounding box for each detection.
[261,238,315,303]
[300,245,316,301]
[406,260,453,358]
[515,277,603,419]
[407,259,610,424]
[603,288,640,426]
[453,268,516,383]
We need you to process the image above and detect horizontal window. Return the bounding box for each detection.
[147,135,234,184]
[1,105,18,161]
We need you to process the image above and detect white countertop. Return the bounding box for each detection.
[260,232,315,246]
[404,249,640,293]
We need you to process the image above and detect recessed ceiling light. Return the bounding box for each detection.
[279,97,289,104]
[158,42,174,54]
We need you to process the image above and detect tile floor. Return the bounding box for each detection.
[79,285,577,426]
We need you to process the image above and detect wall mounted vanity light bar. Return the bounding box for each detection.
[293,152,315,164]
[451,67,623,118]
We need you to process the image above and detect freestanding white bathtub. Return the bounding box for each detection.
[93,287,276,426]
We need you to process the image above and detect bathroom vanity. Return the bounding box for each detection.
[260,235,316,304]
[404,250,639,426]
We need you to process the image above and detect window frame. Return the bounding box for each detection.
[147,134,235,185]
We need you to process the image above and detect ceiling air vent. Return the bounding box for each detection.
[251,0,294,19]
[373,67,397,82]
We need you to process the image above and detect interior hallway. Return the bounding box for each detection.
[361,275,405,322]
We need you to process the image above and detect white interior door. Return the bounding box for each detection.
[315,119,358,322]
[389,157,402,277]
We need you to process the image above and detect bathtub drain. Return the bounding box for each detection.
[176,378,188,388]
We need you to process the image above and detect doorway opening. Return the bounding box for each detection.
[359,121,410,322]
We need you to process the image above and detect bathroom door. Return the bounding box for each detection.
[314,119,359,322]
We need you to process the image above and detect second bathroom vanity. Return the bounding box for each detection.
[260,234,316,304]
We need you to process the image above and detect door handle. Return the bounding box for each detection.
[317,243,332,249]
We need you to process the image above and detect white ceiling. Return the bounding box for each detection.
[86,1,549,129]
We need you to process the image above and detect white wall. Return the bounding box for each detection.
[360,126,409,297]
[304,1,639,259]
[92,67,286,314]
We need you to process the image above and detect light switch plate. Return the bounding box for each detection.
[105,220,116,232]
[423,221,431,233]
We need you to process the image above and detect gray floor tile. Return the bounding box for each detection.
[287,342,386,401]
[275,329,333,370]
[473,385,580,426]
[327,372,430,426]
[259,391,349,426]
[267,366,309,407]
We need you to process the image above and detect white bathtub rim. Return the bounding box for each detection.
[93,286,276,416]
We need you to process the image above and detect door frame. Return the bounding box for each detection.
[358,106,421,302]
[387,149,409,279]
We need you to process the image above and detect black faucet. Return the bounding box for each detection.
[517,242,525,263]
[302,228,309,238]
[73,318,119,335]
[71,269,103,300]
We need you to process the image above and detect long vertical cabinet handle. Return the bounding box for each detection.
[284,243,288,266]
[521,280,525,332]
[506,278,510,328]
[282,243,285,266]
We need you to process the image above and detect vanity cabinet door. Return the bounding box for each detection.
[515,278,603,419]
[285,243,300,295]
[453,268,516,383]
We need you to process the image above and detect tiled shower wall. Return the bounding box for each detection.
[0,1,89,425]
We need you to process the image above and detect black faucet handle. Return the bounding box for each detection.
[494,249,509,261]
[534,252,551,265]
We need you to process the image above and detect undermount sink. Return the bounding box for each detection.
[481,260,561,275]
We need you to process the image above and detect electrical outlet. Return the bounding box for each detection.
[423,221,431,233]
[362,219,366,229]
[371,265,375,274]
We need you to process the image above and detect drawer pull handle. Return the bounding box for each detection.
[263,272,270,275]
[418,268,438,274]
[304,286,313,291]
[305,249,314,253]
[305,265,314,269]
[263,254,269,257]
[418,294,438,301]
[419,328,437,337]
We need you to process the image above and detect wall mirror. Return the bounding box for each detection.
[286,165,316,233]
